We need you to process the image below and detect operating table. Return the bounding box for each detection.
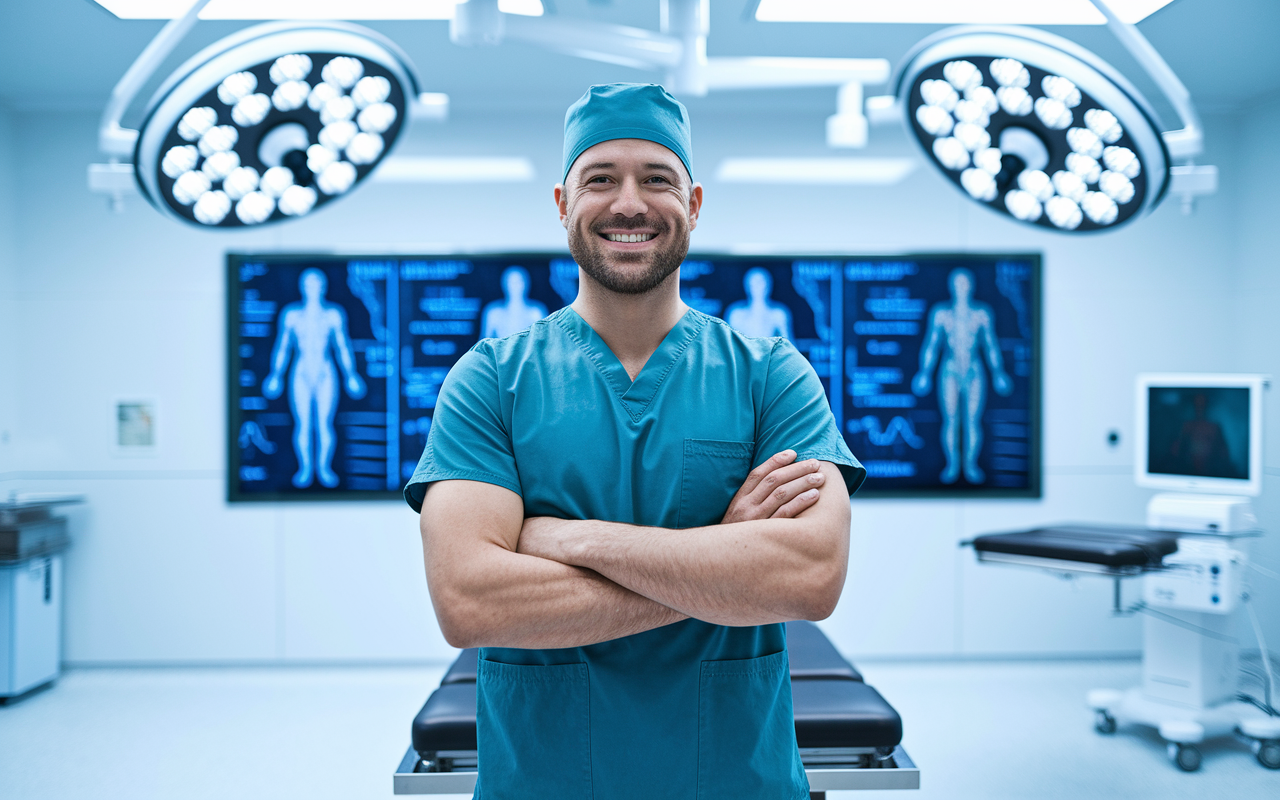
[969,523,1280,772]
[393,620,920,796]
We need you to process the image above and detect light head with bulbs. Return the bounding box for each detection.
[896,26,1170,233]
[133,21,420,229]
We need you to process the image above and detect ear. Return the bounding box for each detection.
[686,183,704,231]
[554,184,569,229]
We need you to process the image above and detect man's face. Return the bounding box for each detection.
[556,138,702,296]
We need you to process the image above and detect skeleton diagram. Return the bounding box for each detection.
[726,267,794,339]
[482,266,548,339]
[911,268,1012,484]
[263,268,366,488]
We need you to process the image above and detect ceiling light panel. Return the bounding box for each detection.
[715,158,917,185]
[371,156,536,183]
[754,0,1175,25]
[95,0,544,20]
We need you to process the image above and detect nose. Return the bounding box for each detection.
[609,176,648,217]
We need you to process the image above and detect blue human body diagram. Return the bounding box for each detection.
[842,257,1039,494]
[227,252,1039,500]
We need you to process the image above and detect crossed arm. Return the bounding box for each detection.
[419,452,851,650]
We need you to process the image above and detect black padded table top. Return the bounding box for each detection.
[413,683,478,753]
[438,620,861,687]
[971,524,1179,569]
[792,680,902,749]
[440,648,478,685]
[787,620,863,682]
[413,678,903,755]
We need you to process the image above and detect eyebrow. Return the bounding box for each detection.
[577,161,683,180]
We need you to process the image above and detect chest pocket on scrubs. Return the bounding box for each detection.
[677,438,754,529]
[476,659,592,800]
[697,650,806,800]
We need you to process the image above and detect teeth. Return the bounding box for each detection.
[605,233,655,243]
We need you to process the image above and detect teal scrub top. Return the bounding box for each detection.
[405,307,865,800]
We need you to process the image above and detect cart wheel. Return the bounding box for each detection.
[1094,710,1117,734]
[1258,740,1280,770]
[1172,743,1202,772]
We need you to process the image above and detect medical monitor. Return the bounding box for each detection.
[227,253,576,501]
[837,255,1041,497]
[1135,373,1266,496]
[227,252,1040,501]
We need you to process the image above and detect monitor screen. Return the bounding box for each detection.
[840,257,1040,496]
[228,252,1041,501]
[1146,386,1251,480]
[1135,373,1265,496]
[229,254,577,501]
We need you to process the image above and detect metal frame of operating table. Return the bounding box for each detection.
[392,744,920,796]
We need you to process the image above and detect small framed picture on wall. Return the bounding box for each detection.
[112,399,159,457]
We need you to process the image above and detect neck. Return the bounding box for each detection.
[571,270,688,380]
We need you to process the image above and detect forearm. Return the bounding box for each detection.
[422,479,686,649]
[431,548,686,649]
[553,518,841,625]
[521,462,851,626]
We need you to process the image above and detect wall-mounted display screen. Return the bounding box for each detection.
[842,257,1040,495]
[227,252,1039,501]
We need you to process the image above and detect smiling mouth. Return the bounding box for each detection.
[601,232,656,243]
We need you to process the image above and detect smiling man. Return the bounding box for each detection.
[404,83,866,800]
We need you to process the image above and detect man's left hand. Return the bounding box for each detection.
[721,450,825,524]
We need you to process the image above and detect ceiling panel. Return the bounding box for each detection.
[0,0,1275,119]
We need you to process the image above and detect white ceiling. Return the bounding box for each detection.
[1,0,1276,123]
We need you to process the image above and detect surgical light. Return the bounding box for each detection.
[126,19,422,228]
[895,24,1174,233]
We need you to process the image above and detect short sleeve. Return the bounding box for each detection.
[756,339,867,496]
[402,343,523,513]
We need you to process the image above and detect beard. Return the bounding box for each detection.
[568,213,690,296]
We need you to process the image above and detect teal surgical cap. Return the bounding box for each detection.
[562,83,693,183]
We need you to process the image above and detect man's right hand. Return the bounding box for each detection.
[721,450,826,524]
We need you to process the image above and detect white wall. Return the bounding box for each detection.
[0,104,16,483]
[1232,94,1280,653]
[5,105,1246,665]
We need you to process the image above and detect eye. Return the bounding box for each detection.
[645,175,670,184]
[586,175,611,184]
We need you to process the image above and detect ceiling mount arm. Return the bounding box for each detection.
[451,0,682,70]
[504,15,683,71]
[1087,0,1201,158]
[99,0,212,158]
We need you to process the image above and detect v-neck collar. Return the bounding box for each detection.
[555,306,706,422]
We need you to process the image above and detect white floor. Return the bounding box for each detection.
[0,659,1276,800]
